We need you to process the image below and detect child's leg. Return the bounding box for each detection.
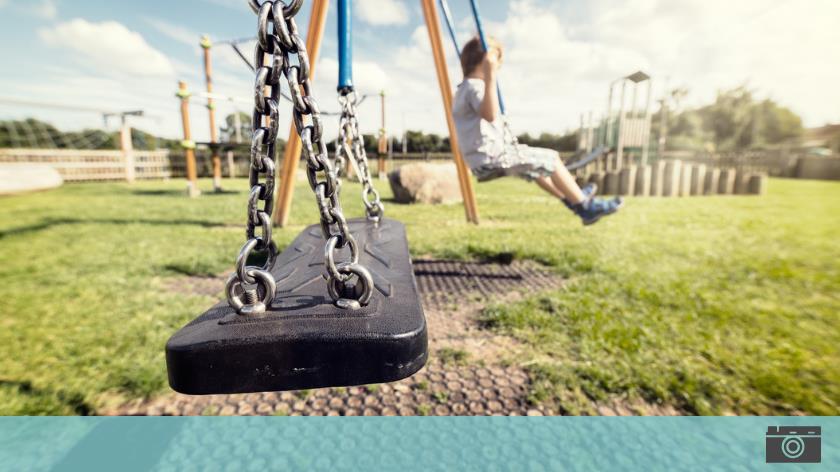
[549,160,585,204]
[535,176,566,200]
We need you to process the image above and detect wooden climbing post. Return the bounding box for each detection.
[377,90,387,179]
[177,81,200,197]
[273,0,330,227]
[201,35,223,192]
[119,118,135,183]
[420,0,479,224]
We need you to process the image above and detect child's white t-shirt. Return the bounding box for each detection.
[452,78,506,169]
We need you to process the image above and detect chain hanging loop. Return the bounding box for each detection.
[227,0,313,315]
[237,0,375,309]
[336,91,385,222]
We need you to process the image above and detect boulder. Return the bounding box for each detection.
[388,162,463,204]
[0,164,63,196]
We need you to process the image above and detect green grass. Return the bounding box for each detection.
[436,347,470,366]
[0,175,838,415]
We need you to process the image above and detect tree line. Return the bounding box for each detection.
[1,87,806,154]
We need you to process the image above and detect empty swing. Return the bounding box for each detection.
[166,0,427,395]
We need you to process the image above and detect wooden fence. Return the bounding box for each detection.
[4,147,837,182]
[662,150,801,177]
[0,148,171,182]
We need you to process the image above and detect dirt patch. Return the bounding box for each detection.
[114,361,552,416]
[122,259,680,416]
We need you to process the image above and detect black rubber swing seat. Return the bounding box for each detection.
[165,218,428,395]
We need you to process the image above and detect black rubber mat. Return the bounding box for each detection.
[166,218,428,394]
[412,259,561,309]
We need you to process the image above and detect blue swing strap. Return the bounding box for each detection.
[337,0,353,94]
[438,0,509,117]
[438,0,462,56]
[467,0,507,115]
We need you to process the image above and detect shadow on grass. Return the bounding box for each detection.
[0,217,229,239]
[131,189,240,197]
[0,379,93,415]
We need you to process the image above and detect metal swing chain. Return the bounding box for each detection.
[232,0,374,311]
[337,92,384,222]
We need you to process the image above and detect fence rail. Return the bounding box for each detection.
[3,148,838,182]
[0,148,171,181]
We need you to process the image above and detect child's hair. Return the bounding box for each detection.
[459,35,500,77]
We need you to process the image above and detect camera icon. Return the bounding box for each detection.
[766,426,821,463]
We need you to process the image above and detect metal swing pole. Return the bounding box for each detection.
[421,0,479,224]
[274,0,330,227]
[337,0,352,93]
[336,0,355,179]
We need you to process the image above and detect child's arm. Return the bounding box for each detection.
[478,47,501,122]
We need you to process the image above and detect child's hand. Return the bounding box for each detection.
[482,45,502,74]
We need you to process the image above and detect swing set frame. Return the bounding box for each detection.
[270,0,483,227]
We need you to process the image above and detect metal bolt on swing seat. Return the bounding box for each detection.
[239,288,266,315]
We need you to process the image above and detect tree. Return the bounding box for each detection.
[220,112,251,144]
[652,86,803,151]
[517,131,578,152]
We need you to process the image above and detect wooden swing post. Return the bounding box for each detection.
[378,90,387,178]
[273,0,331,227]
[420,0,480,224]
[177,81,200,197]
[200,35,223,192]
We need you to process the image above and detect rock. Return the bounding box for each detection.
[0,164,63,196]
[387,163,463,204]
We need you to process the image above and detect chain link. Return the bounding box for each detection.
[227,1,300,315]
[232,0,373,310]
[337,91,385,222]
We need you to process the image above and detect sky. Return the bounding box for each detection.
[0,0,839,143]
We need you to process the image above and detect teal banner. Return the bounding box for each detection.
[0,417,836,471]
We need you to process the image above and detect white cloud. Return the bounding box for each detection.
[351,0,840,137]
[143,16,201,48]
[38,19,176,78]
[7,0,840,144]
[357,0,410,26]
[32,0,57,19]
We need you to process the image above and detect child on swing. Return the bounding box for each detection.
[453,36,622,225]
